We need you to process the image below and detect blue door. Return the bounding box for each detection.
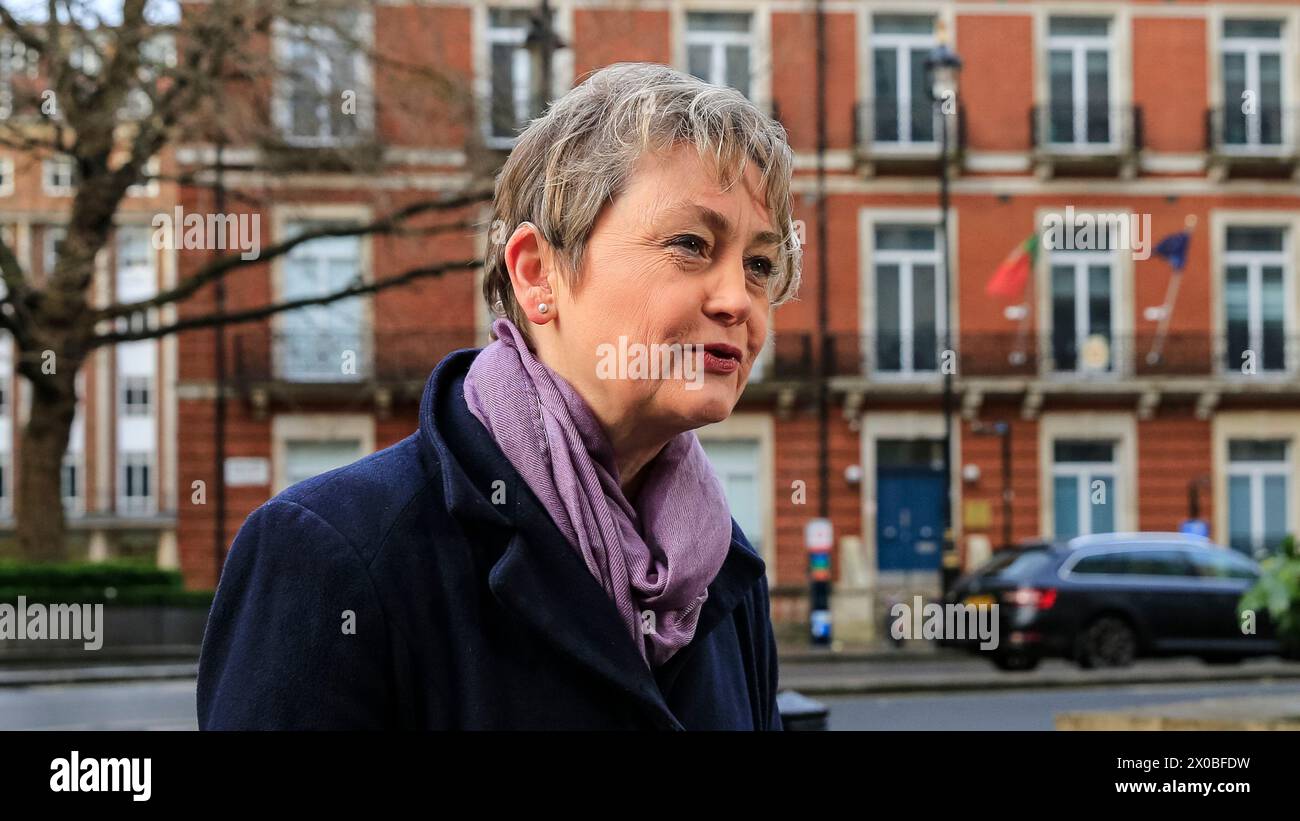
[877,467,945,572]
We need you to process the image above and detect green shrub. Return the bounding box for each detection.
[1239,534,1300,654]
[0,559,213,608]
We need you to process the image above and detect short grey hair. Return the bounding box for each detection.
[482,62,802,336]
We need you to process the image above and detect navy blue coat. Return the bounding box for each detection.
[197,348,783,730]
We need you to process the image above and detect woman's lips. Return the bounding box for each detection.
[702,343,742,375]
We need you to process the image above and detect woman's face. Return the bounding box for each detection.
[514,143,779,441]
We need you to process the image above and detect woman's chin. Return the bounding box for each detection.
[667,383,740,428]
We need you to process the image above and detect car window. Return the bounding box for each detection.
[1070,552,1129,575]
[1189,549,1260,580]
[1070,549,1195,577]
[1123,549,1195,577]
[975,549,1054,580]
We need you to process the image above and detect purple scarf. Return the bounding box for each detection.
[463,318,733,668]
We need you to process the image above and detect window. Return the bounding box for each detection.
[284,439,363,487]
[276,222,367,382]
[126,157,161,198]
[61,458,80,513]
[1070,551,1129,576]
[700,438,763,558]
[1124,549,1194,577]
[0,157,12,197]
[1223,226,1288,374]
[0,452,7,518]
[43,225,65,276]
[1227,439,1289,558]
[1221,19,1286,150]
[43,158,76,196]
[0,35,36,120]
[1052,440,1117,538]
[274,10,372,145]
[487,8,545,145]
[120,374,152,417]
[1189,548,1259,580]
[871,14,936,145]
[1050,245,1114,373]
[873,225,944,376]
[685,12,753,100]
[1046,17,1113,147]
[116,224,156,302]
[119,451,153,516]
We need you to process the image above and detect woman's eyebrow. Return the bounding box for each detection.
[659,203,781,249]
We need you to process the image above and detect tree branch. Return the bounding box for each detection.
[93,187,491,321]
[91,257,481,346]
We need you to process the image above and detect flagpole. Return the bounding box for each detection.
[1147,215,1197,366]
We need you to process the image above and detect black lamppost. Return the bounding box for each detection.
[523,0,565,120]
[925,24,962,595]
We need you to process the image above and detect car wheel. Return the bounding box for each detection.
[1076,616,1137,669]
[991,652,1040,672]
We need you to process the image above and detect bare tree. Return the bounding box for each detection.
[0,0,495,559]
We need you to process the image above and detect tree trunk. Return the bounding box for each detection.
[15,364,79,562]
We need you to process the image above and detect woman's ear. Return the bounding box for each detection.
[504,221,557,324]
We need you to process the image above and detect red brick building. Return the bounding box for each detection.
[164,1,1300,639]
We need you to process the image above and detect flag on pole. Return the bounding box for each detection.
[985,234,1038,299]
[1146,222,1196,365]
[1154,229,1192,272]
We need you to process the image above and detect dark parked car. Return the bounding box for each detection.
[942,532,1286,671]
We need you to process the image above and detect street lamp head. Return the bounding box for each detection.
[924,22,962,102]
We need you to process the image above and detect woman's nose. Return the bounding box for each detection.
[702,256,753,326]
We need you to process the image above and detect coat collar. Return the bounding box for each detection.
[418,348,768,729]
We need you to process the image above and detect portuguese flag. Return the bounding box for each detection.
[985,234,1038,300]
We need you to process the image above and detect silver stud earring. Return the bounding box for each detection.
[538,303,549,314]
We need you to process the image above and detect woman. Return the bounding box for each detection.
[197,62,802,730]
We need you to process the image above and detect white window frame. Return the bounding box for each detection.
[1043,16,1118,151]
[1051,442,1118,539]
[271,12,375,147]
[1226,440,1289,557]
[43,224,65,275]
[696,412,776,582]
[271,204,374,385]
[272,414,375,494]
[684,11,755,99]
[1221,224,1292,377]
[484,8,532,148]
[1219,19,1289,154]
[43,157,75,196]
[871,224,946,379]
[858,207,959,385]
[0,156,13,197]
[1046,247,1117,376]
[868,15,937,149]
[120,373,152,418]
[1039,413,1137,540]
[118,449,155,517]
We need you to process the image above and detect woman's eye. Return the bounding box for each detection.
[669,235,708,256]
[746,256,774,278]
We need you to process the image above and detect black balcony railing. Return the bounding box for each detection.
[1030,103,1143,154]
[852,99,964,158]
[232,328,479,388]
[1205,106,1300,157]
[758,331,1300,382]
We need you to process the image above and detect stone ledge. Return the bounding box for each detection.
[1057,695,1300,731]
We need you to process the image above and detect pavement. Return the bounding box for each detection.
[1,641,1298,696]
